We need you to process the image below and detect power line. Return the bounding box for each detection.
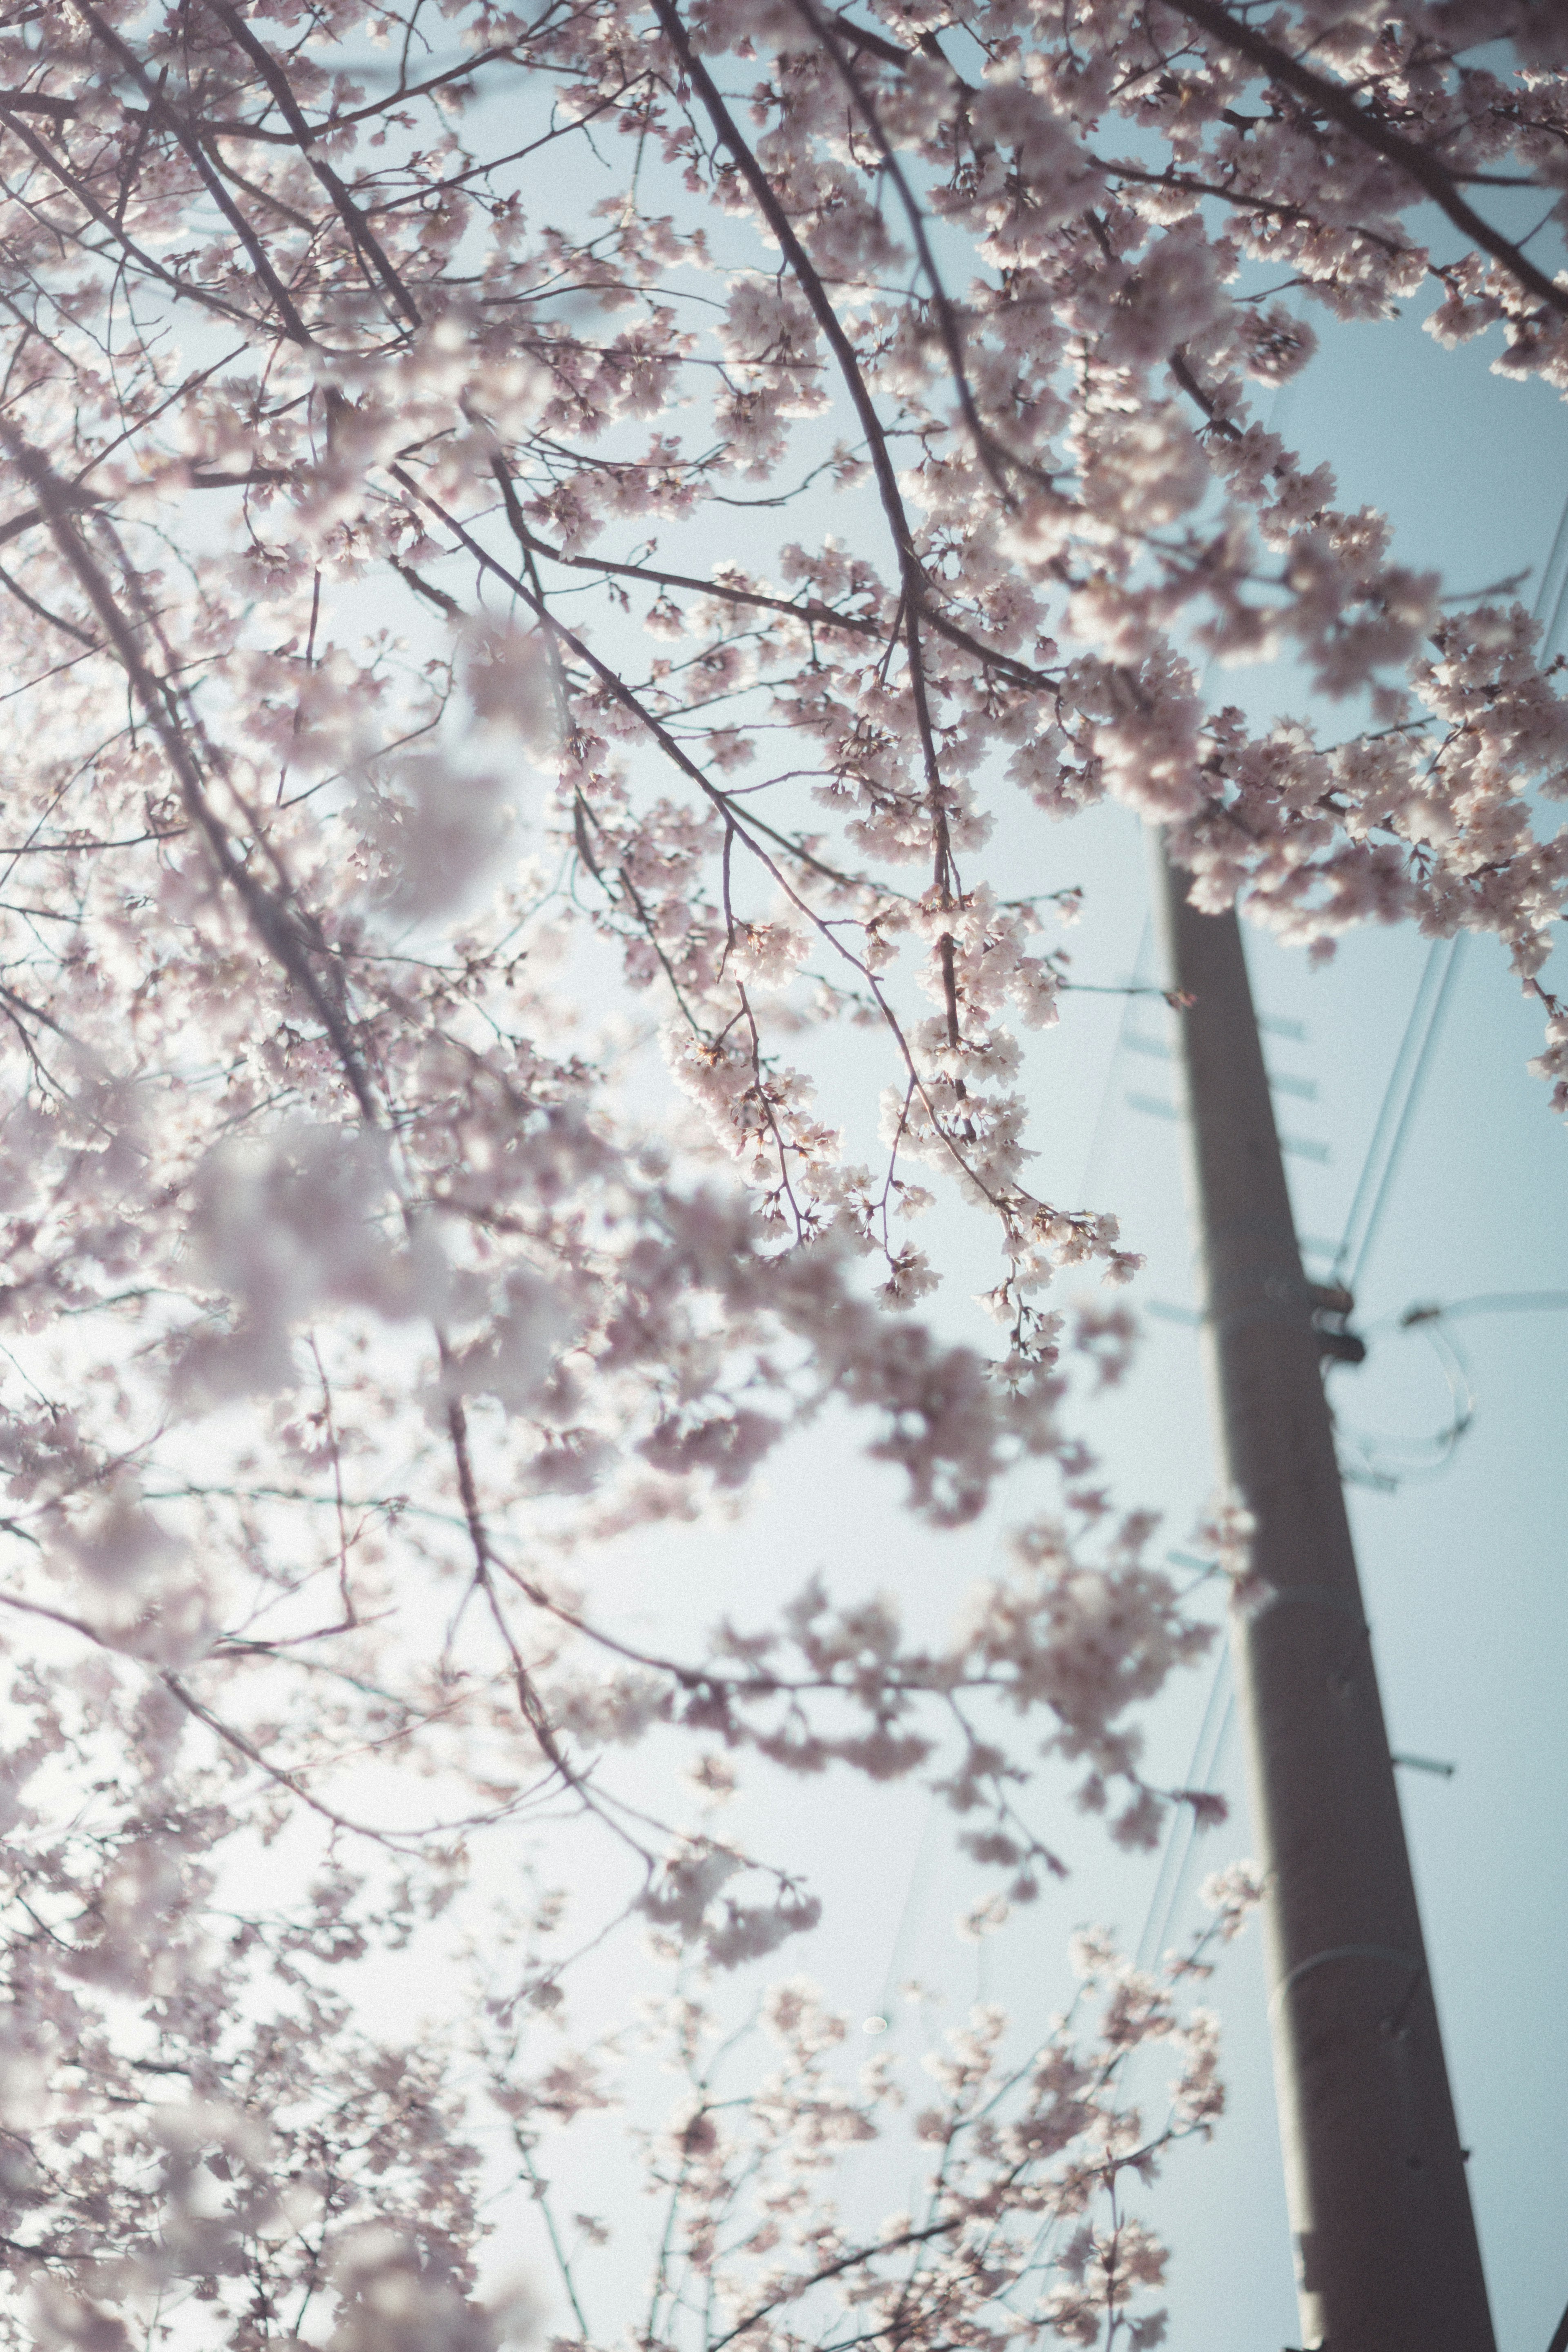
[1141,1690,1236,1971]
[1332,479,1568,1300]
[862,1790,942,2033]
[1348,935,1465,1295]
[1336,935,1465,1296]
[1071,911,1152,1209]
[1336,1317,1474,1488]
[1333,938,1445,1277]
[1135,1642,1234,1971]
[1400,1290,1568,1326]
[1335,1292,1568,1489]
[1535,482,1568,660]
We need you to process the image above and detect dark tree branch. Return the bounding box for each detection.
[208,0,425,330]
[1167,0,1568,318]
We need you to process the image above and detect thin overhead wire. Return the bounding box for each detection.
[1401,1290,1568,1326]
[1332,938,1446,1280]
[1328,483,1568,1489]
[1335,1291,1568,1488]
[1072,911,1153,1209]
[1336,1318,1475,1487]
[1530,471,1568,658]
[863,1790,943,2032]
[1536,490,1568,662]
[1338,935,1466,1298]
[1332,480,1568,1298]
[1145,1697,1236,1974]
[1135,1642,1234,1972]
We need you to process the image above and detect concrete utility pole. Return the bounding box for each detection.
[1150,837,1494,2352]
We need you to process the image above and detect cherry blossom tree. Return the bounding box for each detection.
[0,0,1562,2343]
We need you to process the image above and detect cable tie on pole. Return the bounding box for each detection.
[1269,1944,1422,2016]
[1253,1587,1369,1633]
[1381,1962,1429,2041]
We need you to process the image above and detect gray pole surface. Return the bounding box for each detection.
[1150,838,1494,2352]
